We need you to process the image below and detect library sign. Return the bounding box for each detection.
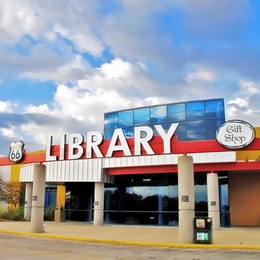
[216,120,255,149]
[45,123,179,161]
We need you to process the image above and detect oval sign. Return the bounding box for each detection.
[216,120,255,149]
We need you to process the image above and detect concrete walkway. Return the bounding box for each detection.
[0,221,260,249]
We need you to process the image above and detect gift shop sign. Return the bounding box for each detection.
[216,120,255,149]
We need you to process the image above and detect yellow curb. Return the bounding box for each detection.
[1,229,260,250]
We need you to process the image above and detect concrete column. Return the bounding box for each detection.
[178,155,195,244]
[31,164,46,233]
[207,172,220,230]
[24,182,33,221]
[93,182,104,226]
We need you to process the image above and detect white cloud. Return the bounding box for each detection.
[0,127,17,139]
[228,98,248,108]
[227,96,259,125]
[21,54,92,82]
[0,0,47,43]
[21,122,59,147]
[100,58,133,79]
[0,101,14,113]
[239,80,260,95]
[54,24,104,57]
[51,58,171,131]
[23,104,61,118]
[78,58,171,99]
[186,66,216,83]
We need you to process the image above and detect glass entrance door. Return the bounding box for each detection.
[65,183,94,221]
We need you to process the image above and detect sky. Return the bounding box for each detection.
[0,0,260,155]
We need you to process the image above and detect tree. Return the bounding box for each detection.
[0,180,25,209]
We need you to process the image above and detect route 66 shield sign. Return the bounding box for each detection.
[9,141,25,163]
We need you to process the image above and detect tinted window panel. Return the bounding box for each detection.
[173,122,187,141]
[168,103,186,122]
[104,130,114,140]
[187,120,206,140]
[122,127,134,138]
[118,110,133,127]
[205,99,224,118]
[104,112,118,129]
[205,118,225,139]
[186,101,205,120]
[152,124,168,136]
[195,173,208,212]
[150,106,167,124]
[134,108,150,125]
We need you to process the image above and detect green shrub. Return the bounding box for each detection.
[13,205,24,220]
[0,205,24,221]
[44,204,55,221]
[0,205,5,217]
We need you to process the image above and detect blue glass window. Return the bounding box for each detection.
[104,130,114,140]
[186,120,206,141]
[122,127,134,138]
[205,118,225,139]
[168,103,186,122]
[118,110,133,128]
[205,99,224,118]
[186,101,205,120]
[134,108,150,125]
[152,124,168,136]
[173,122,187,141]
[104,112,118,130]
[150,105,167,124]
[104,99,225,141]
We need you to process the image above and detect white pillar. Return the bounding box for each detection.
[31,164,46,233]
[93,182,104,226]
[24,182,33,221]
[207,172,220,230]
[178,155,195,244]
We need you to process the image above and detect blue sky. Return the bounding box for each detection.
[0,0,260,155]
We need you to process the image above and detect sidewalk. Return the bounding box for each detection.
[0,221,260,249]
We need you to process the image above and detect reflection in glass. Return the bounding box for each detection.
[104,130,114,140]
[205,118,225,139]
[104,112,118,129]
[174,122,186,141]
[186,101,205,120]
[122,127,134,138]
[195,173,208,216]
[104,174,179,226]
[187,120,206,140]
[104,98,225,141]
[150,105,167,124]
[205,99,224,118]
[65,183,94,221]
[168,103,186,122]
[118,110,133,127]
[134,108,150,125]
[219,175,230,227]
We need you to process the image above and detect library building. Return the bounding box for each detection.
[3,98,260,228]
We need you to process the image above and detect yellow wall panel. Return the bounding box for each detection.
[10,164,21,181]
[236,127,260,161]
[56,185,66,208]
